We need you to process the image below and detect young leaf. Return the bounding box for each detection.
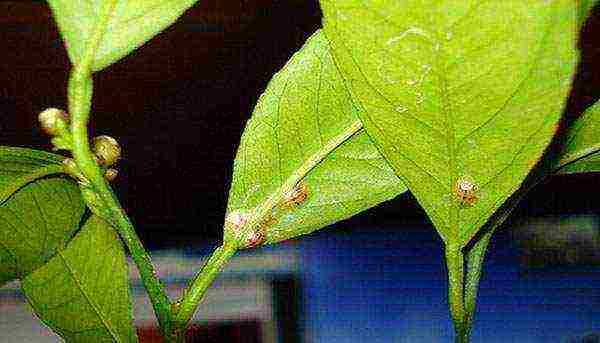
[321,0,578,248]
[22,215,138,343]
[47,0,198,71]
[0,147,85,286]
[556,101,600,174]
[225,30,406,248]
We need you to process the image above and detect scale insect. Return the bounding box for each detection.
[246,227,266,248]
[282,181,309,208]
[454,178,479,207]
[246,214,278,248]
[429,175,483,213]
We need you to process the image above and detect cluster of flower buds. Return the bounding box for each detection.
[38,108,121,183]
[92,135,121,182]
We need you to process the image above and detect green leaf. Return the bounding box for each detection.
[321,0,578,248]
[578,0,598,28]
[0,147,64,196]
[0,147,85,286]
[556,101,600,174]
[225,30,406,247]
[22,215,138,343]
[47,0,198,71]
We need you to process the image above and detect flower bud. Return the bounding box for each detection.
[92,135,121,167]
[39,108,69,136]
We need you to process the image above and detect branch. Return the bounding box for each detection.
[66,0,174,340]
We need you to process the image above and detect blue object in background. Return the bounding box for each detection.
[271,223,600,343]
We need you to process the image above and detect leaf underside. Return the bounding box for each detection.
[47,0,198,71]
[22,215,138,343]
[0,147,85,286]
[321,0,578,247]
[556,100,600,174]
[226,30,406,246]
[0,147,64,190]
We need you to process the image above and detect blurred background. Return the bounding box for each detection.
[0,1,599,342]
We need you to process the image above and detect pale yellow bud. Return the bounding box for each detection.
[39,108,69,136]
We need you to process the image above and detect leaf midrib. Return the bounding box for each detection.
[442,3,563,245]
[242,119,364,239]
[557,144,600,171]
[56,248,122,342]
[460,3,561,246]
[323,2,564,246]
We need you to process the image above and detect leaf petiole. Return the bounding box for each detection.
[445,245,469,343]
[172,242,238,341]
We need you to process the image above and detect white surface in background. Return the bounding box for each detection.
[0,249,300,343]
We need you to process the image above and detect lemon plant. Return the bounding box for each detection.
[1,1,598,342]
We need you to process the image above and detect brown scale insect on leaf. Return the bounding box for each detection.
[246,215,277,248]
[454,178,479,207]
[245,229,266,248]
[281,181,309,209]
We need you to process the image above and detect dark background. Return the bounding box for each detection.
[1,0,599,250]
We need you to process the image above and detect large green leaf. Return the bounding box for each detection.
[22,215,138,343]
[321,0,578,248]
[556,101,600,174]
[0,147,85,286]
[47,0,198,71]
[225,30,406,247]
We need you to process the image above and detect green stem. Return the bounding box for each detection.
[65,0,174,340]
[173,243,238,340]
[445,245,469,343]
[69,63,175,343]
[463,229,494,339]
